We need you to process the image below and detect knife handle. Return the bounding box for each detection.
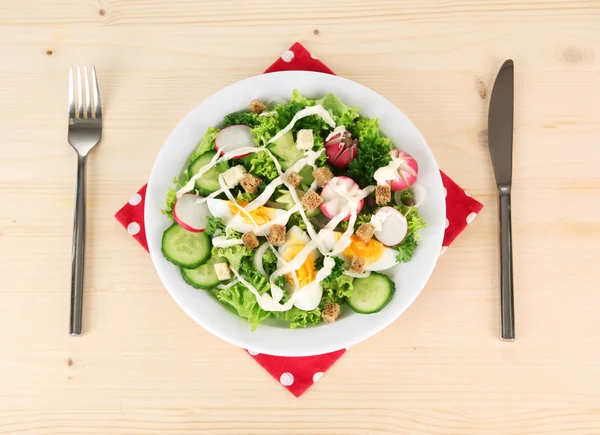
[499,189,515,340]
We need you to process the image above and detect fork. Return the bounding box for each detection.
[68,66,102,335]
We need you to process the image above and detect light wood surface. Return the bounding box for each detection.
[1,0,600,433]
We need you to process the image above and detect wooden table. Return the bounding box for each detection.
[1,0,600,433]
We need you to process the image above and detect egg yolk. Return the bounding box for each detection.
[343,234,385,264]
[228,201,276,225]
[281,239,317,288]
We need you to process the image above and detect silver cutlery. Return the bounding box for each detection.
[68,66,102,335]
[488,59,515,341]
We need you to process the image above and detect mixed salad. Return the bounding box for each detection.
[161,91,426,330]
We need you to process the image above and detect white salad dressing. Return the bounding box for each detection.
[325,125,347,141]
[175,111,388,313]
[373,154,407,186]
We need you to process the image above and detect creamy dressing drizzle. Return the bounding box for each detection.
[176,112,380,313]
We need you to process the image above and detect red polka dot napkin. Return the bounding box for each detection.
[115,42,483,397]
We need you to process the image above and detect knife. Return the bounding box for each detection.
[488,59,515,341]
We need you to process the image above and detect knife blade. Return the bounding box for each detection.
[488,59,515,341]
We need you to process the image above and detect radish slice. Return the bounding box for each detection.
[324,131,359,168]
[215,125,254,157]
[372,206,407,246]
[320,176,364,221]
[173,194,210,232]
[388,150,419,191]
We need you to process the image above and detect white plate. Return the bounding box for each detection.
[145,71,445,356]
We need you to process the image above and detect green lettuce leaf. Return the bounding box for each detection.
[204,216,225,237]
[246,150,279,182]
[316,93,360,125]
[222,111,259,128]
[217,282,271,330]
[190,127,219,162]
[317,256,354,303]
[211,244,250,269]
[161,188,178,219]
[289,89,316,106]
[273,306,322,329]
[251,112,279,146]
[347,117,393,187]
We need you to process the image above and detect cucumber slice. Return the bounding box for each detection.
[161,223,211,268]
[346,272,395,314]
[181,257,223,290]
[188,151,229,196]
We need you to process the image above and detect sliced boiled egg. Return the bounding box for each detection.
[206,198,291,236]
[322,231,398,272]
[278,226,318,288]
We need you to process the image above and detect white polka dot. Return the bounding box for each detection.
[313,372,324,383]
[281,50,294,62]
[466,212,477,224]
[440,246,448,256]
[280,372,294,386]
[127,222,140,235]
[443,187,447,197]
[310,52,319,59]
[445,218,450,229]
[464,190,472,197]
[247,350,259,356]
[128,193,142,206]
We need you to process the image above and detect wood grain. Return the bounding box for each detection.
[1,0,600,433]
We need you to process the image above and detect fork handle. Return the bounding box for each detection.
[70,154,87,335]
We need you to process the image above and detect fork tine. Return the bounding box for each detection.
[92,66,102,119]
[84,66,91,118]
[68,66,75,119]
[76,66,83,118]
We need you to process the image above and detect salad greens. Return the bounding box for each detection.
[161,90,427,330]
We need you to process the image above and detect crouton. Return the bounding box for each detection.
[248,100,267,114]
[356,223,375,243]
[296,129,314,150]
[242,232,259,250]
[286,171,303,188]
[267,224,286,246]
[301,190,323,212]
[240,173,262,194]
[322,302,341,323]
[376,185,391,205]
[312,167,334,187]
[350,256,365,274]
[214,263,232,281]
[222,165,246,188]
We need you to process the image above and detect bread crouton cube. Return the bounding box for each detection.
[267,224,286,246]
[301,190,323,212]
[322,302,341,323]
[312,167,334,187]
[286,171,303,188]
[222,165,246,188]
[242,232,259,250]
[356,223,375,243]
[296,129,314,150]
[214,263,232,281]
[376,185,391,205]
[248,100,267,114]
[240,173,262,194]
[350,256,365,274]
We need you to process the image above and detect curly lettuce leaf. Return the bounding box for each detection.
[317,256,354,303]
[211,244,250,269]
[394,233,419,263]
[246,150,279,182]
[161,188,178,219]
[204,216,225,237]
[289,89,316,106]
[273,306,322,329]
[251,112,279,146]
[347,117,393,187]
[222,111,259,128]
[217,282,270,330]
[190,127,219,162]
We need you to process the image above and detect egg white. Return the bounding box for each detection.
[206,198,291,236]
